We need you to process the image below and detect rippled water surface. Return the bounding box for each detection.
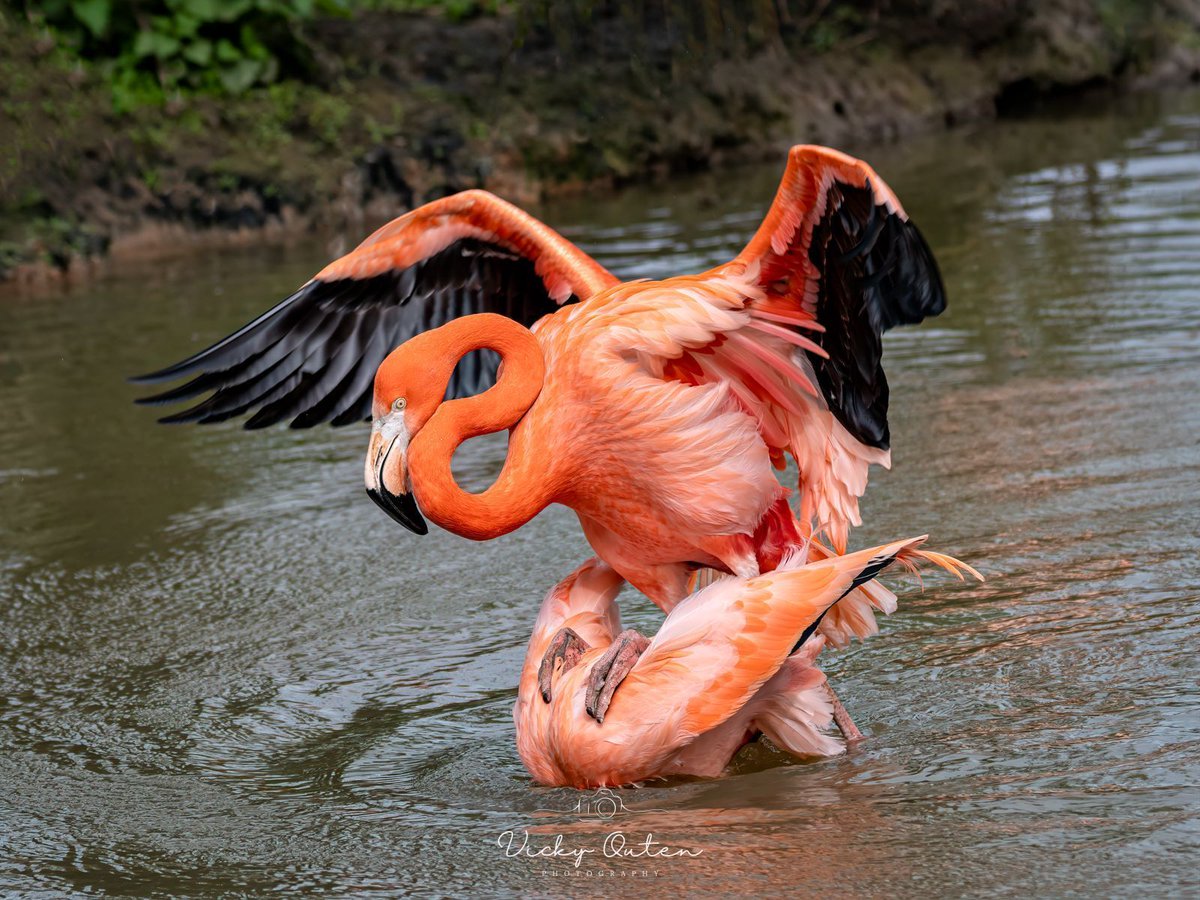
[2,91,1199,896]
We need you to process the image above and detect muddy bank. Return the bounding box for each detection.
[3,1,1200,284]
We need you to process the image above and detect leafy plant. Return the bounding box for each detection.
[23,0,351,109]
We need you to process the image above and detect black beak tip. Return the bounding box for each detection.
[366,487,429,535]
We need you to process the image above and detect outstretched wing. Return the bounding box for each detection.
[589,145,945,551]
[732,144,946,450]
[132,190,618,429]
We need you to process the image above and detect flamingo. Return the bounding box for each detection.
[516,539,978,788]
[133,145,949,722]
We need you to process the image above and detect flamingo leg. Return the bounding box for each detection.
[826,684,864,743]
[537,627,590,703]
[585,629,651,724]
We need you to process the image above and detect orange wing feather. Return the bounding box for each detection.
[316,189,617,302]
[734,145,904,295]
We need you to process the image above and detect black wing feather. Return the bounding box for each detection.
[181,309,348,425]
[328,321,397,426]
[132,239,566,428]
[806,179,946,450]
[242,312,368,430]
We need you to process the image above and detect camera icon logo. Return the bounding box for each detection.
[572,787,628,820]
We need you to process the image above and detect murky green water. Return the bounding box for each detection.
[3,90,1199,897]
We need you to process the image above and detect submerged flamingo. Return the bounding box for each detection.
[135,145,950,722]
[516,539,977,788]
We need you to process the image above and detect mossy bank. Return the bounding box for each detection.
[3,1,1200,283]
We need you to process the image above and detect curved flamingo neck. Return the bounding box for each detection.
[408,314,552,540]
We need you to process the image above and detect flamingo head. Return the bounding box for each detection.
[363,347,444,536]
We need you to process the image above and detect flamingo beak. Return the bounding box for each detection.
[364,413,428,535]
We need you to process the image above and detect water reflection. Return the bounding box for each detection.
[2,90,1199,894]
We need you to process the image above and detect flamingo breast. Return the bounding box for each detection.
[528,314,783,592]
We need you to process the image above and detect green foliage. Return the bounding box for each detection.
[18,0,877,118]
[23,0,351,110]
[807,5,867,52]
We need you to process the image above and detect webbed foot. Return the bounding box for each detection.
[585,629,650,724]
[538,627,590,703]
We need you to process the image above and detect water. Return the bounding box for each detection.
[2,90,1199,896]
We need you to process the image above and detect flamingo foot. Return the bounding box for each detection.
[827,684,864,743]
[538,627,590,703]
[585,629,650,724]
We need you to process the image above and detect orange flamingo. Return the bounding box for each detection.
[516,539,977,787]
[135,146,949,721]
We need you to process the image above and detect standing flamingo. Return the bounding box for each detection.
[134,146,949,719]
[516,538,977,787]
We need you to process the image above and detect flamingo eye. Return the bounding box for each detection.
[392,397,406,412]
